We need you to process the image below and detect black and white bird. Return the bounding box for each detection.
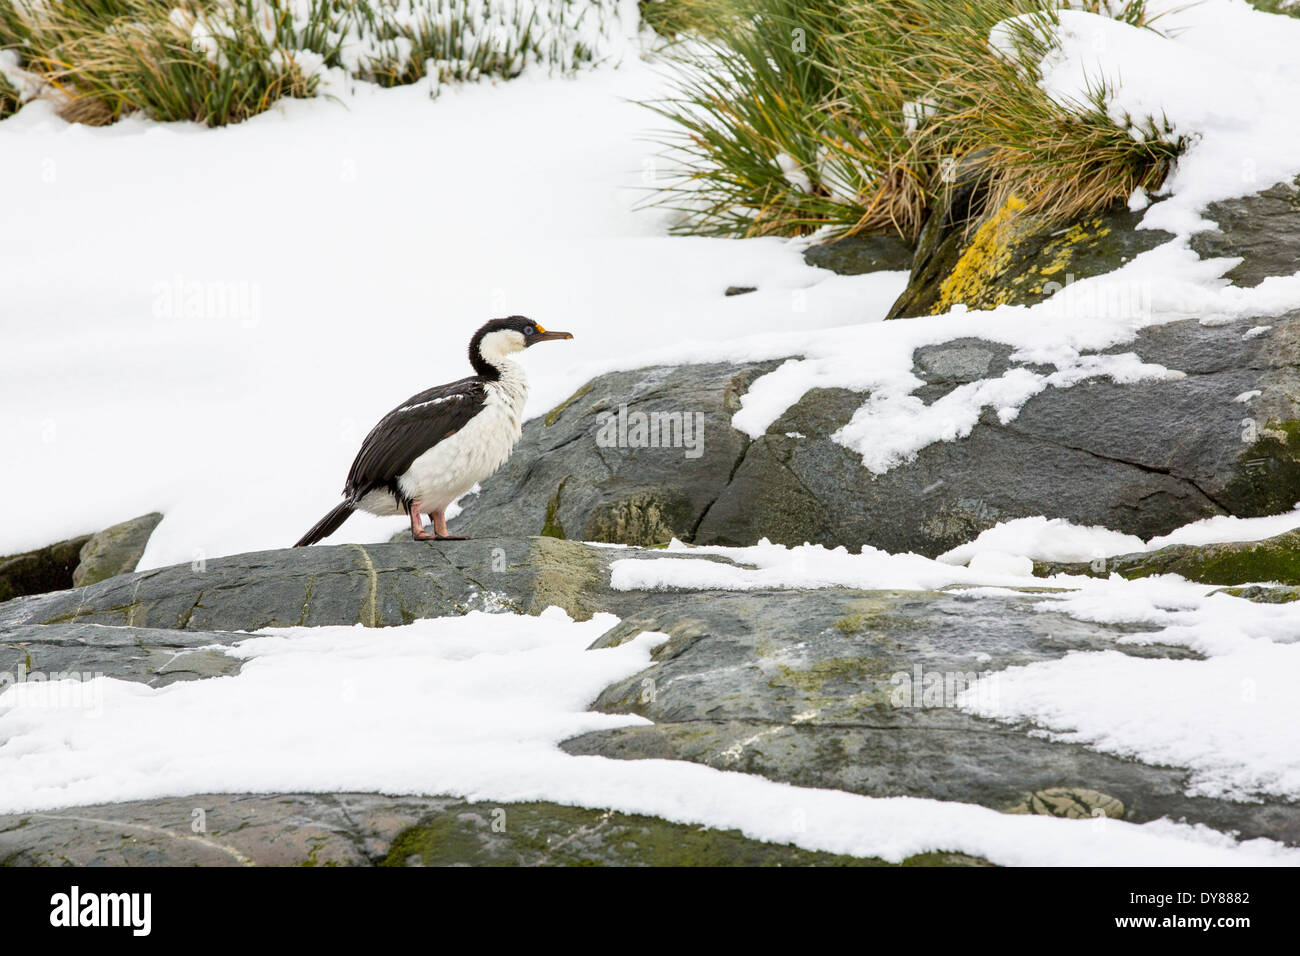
[294,316,573,547]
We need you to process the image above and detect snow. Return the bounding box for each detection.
[0,54,904,564]
[4,2,1300,564]
[938,506,1300,567]
[966,550,1034,577]
[1,605,1295,865]
[966,578,1300,801]
[939,517,1145,566]
[1146,506,1300,550]
[726,2,1300,471]
[612,538,1049,592]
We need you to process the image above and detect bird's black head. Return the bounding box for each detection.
[469,315,573,377]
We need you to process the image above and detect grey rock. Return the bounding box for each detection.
[887,186,1171,319]
[2,538,1295,858]
[380,799,983,866]
[803,232,915,276]
[0,792,442,866]
[1,623,247,688]
[1213,584,1300,604]
[1034,528,1300,586]
[0,535,91,604]
[562,587,1298,844]
[0,536,634,632]
[0,792,986,866]
[451,361,781,545]
[698,311,1300,553]
[437,305,1300,559]
[1191,176,1300,288]
[72,512,163,587]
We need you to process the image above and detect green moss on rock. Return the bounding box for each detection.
[524,535,602,621]
[544,382,593,427]
[539,477,568,539]
[583,492,693,546]
[382,800,992,866]
[73,512,163,587]
[1036,528,1300,586]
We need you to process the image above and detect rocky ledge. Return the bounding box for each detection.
[450,311,1300,557]
[2,537,1295,865]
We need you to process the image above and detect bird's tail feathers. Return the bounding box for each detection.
[294,501,354,548]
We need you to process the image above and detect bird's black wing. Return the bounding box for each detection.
[343,377,488,503]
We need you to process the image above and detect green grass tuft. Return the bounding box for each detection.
[0,69,20,117]
[0,0,622,126]
[642,0,1185,241]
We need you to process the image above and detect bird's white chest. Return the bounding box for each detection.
[397,364,528,511]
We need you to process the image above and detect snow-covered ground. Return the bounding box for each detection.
[0,38,907,564]
[5,2,1300,565]
[4,0,1300,865]
[0,605,1294,865]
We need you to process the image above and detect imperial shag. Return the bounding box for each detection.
[294,316,573,547]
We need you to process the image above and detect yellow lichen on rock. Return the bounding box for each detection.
[933,195,1031,314]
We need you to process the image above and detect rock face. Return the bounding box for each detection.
[0,535,91,603]
[0,792,981,867]
[803,232,915,276]
[562,584,1294,845]
[72,512,163,587]
[885,161,1172,319]
[451,361,780,546]
[885,164,1300,320]
[380,800,983,867]
[1,622,246,688]
[0,536,620,632]
[1190,176,1300,288]
[0,512,163,602]
[707,313,1300,554]
[2,538,1295,865]
[447,308,1300,556]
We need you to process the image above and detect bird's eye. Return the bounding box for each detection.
[524,326,535,336]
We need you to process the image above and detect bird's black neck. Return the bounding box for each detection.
[468,328,503,381]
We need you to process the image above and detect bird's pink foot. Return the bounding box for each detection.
[409,502,467,541]
[431,509,463,539]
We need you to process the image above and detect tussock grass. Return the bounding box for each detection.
[0,0,620,126]
[643,0,926,237]
[645,0,1185,240]
[1,0,322,125]
[1245,0,1300,17]
[0,69,19,117]
[348,0,608,88]
[638,0,725,39]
